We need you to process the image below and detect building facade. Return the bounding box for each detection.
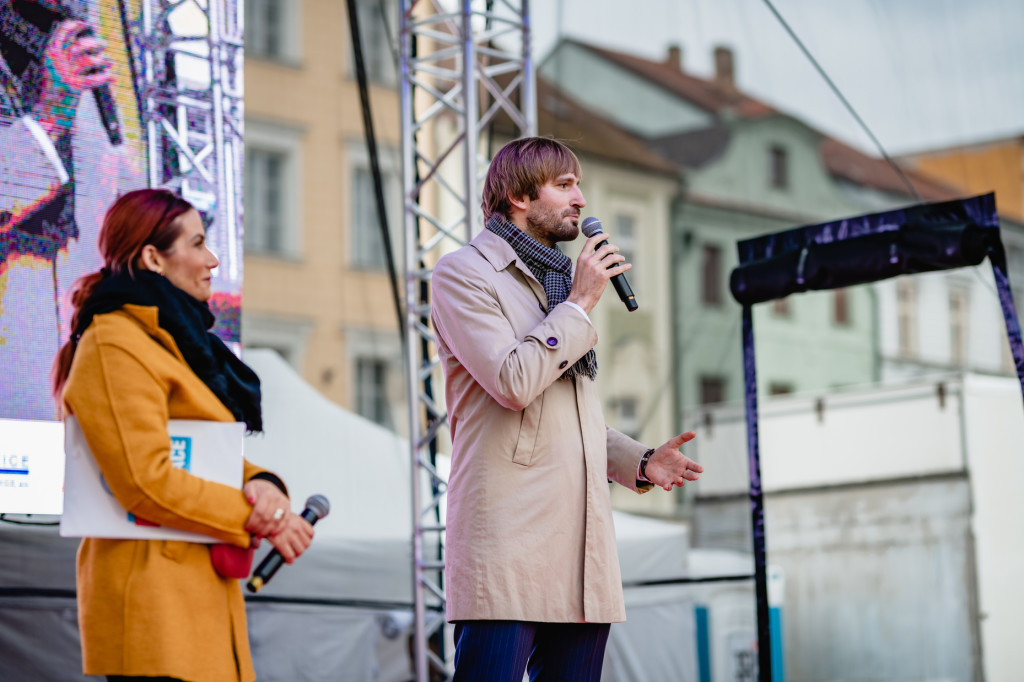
[242,0,407,432]
[900,134,1024,222]
[540,39,1022,418]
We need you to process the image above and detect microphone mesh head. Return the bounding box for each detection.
[305,494,331,519]
[581,216,603,238]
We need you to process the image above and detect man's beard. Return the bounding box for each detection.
[525,204,579,245]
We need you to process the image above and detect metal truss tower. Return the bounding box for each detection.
[399,1,535,678]
[137,0,244,286]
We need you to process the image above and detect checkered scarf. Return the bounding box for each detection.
[486,214,597,381]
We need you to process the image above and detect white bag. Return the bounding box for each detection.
[60,416,244,542]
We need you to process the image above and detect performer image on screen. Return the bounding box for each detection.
[1,0,142,420]
[431,137,705,681]
[51,189,314,682]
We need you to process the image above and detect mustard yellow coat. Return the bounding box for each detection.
[63,304,271,682]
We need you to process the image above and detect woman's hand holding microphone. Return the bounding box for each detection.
[243,479,314,563]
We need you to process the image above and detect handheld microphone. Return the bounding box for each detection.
[81,27,122,146]
[0,1,123,145]
[246,494,330,593]
[581,216,638,312]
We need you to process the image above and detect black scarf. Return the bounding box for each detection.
[74,270,263,432]
[486,214,597,381]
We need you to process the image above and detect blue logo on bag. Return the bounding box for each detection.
[169,436,192,472]
[0,453,29,475]
[125,436,193,526]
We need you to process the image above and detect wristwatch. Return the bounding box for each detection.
[639,448,655,482]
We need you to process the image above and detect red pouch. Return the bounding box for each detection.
[210,543,255,579]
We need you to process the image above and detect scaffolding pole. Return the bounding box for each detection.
[399,1,534,678]
[137,0,244,281]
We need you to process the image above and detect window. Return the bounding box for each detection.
[353,0,398,85]
[1007,286,1024,373]
[833,288,850,325]
[614,214,637,269]
[1017,286,1024,329]
[1002,306,1017,373]
[355,357,392,428]
[701,245,722,307]
[347,328,404,433]
[769,145,788,189]
[245,148,286,253]
[949,289,968,366]
[351,167,399,268]
[241,313,313,371]
[609,396,640,439]
[350,144,401,269]
[245,0,301,62]
[244,120,303,258]
[897,280,917,357]
[700,376,726,405]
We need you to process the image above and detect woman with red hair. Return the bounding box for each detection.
[53,188,313,682]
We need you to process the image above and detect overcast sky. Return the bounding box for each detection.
[527,0,1024,155]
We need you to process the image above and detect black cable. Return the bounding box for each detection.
[0,587,75,598]
[622,573,756,589]
[346,0,405,338]
[0,514,60,526]
[244,594,426,611]
[762,0,921,202]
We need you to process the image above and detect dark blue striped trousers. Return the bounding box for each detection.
[453,620,611,682]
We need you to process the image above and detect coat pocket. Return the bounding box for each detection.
[160,540,190,563]
[511,392,544,466]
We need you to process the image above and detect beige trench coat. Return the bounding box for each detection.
[432,228,653,624]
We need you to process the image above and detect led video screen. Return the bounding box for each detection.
[0,0,242,424]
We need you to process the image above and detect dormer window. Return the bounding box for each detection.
[769,145,789,189]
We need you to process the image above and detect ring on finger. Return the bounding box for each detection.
[272,508,285,521]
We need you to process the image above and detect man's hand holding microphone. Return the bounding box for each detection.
[568,216,704,491]
[566,216,636,314]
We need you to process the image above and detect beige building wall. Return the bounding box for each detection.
[242,0,406,432]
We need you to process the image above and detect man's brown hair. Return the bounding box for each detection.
[481,137,581,220]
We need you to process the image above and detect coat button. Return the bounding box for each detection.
[546,337,558,346]
[558,360,568,369]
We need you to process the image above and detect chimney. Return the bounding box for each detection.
[713,45,735,92]
[665,44,683,71]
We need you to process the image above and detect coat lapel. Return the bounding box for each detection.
[469,229,549,310]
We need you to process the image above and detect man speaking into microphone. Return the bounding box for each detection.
[431,137,704,682]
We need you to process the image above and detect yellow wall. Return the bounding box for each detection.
[906,139,1024,220]
[243,0,402,410]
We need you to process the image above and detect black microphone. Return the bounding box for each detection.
[82,28,122,146]
[581,216,638,312]
[69,11,123,147]
[246,494,330,593]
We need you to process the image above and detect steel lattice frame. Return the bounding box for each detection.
[137,0,244,285]
[400,1,534,678]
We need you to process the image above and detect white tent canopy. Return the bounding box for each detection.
[0,350,753,681]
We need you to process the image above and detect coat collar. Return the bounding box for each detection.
[119,303,160,333]
[116,303,187,363]
[469,227,548,305]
